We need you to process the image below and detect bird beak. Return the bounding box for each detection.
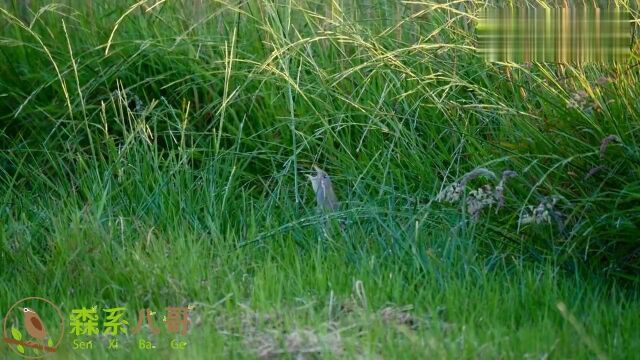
[312,165,322,173]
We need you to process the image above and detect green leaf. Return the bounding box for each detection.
[11,327,22,341]
[16,344,25,354]
[48,338,54,347]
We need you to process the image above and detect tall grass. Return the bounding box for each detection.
[1,0,639,358]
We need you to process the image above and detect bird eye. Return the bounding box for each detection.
[23,308,28,312]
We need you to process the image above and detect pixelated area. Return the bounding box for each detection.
[478,6,631,64]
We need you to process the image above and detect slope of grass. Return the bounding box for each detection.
[1,0,639,358]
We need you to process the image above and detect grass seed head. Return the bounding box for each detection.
[436,182,464,203]
[466,184,495,221]
[599,135,621,160]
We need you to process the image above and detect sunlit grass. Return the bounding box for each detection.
[1,0,639,358]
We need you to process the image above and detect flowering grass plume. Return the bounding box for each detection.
[437,167,517,222]
[585,135,622,180]
[518,197,563,229]
[466,184,495,221]
[599,135,621,160]
[436,168,496,204]
[585,165,606,180]
[566,90,590,110]
[495,170,518,211]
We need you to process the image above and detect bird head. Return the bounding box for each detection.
[23,307,35,314]
[306,165,331,193]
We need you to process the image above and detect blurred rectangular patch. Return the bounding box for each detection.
[477,6,631,64]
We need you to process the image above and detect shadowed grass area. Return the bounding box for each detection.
[1,0,640,358]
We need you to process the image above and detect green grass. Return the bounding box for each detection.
[1,0,640,358]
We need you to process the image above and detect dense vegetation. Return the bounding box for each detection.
[1,0,639,358]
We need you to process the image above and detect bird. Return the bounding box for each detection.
[307,165,339,212]
[22,307,48,349]
[307,165,346,231]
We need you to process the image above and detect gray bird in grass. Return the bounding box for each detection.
[307,165,339,212]
[307,165,346,231]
